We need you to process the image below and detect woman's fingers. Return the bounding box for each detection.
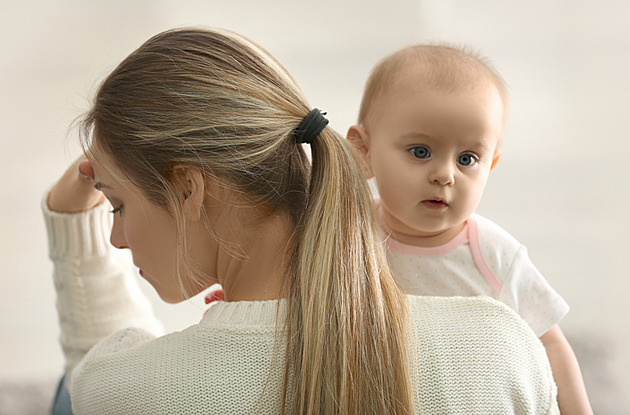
[47,157,107,213]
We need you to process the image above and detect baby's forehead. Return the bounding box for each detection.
[360,46,508,129]
[367,73,505,141]
[395,62,498,93]
[368,69,503,118]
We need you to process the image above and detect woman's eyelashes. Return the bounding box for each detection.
[109,205,123,215]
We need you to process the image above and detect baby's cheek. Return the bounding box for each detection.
[463,185,485,213]
[387,181,413,204]
[378,188,406,216]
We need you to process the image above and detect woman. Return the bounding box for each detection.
[45,28,559,414]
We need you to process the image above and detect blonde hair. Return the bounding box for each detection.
[80,28,413,414]
[358,43,509,126]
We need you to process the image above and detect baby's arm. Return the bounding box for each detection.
[540,325,593,414]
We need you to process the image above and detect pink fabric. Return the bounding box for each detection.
[383,217,502,294]
[467,217,502,294]
[381,210,570,337]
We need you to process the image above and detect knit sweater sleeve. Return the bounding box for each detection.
[42,195,164,380]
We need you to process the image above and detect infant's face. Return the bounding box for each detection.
[362,82,503,247]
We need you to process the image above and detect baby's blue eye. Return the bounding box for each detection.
[410,146,430,159]
[458,153,478,166]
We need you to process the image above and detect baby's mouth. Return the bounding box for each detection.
[421,199,448,209]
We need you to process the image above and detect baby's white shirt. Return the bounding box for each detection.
[386,213,569,337]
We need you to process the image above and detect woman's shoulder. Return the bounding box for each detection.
[406,294,539,345]
[407,294,520,319]
[405,295,559,414]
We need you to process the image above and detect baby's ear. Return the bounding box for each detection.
[346,125,374,179]
[490,149,502,172]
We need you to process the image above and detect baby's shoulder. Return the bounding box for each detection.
[470,214,525,269]
[471,213,521,247]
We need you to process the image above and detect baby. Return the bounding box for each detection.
[347,44,592,414]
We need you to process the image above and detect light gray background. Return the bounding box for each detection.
[1,0,628,413]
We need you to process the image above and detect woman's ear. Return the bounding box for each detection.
[346,125,374,179]
[172,166,206,221]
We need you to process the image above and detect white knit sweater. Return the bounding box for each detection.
[43,200,560,414]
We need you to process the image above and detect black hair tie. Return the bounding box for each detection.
[293,108,329,145]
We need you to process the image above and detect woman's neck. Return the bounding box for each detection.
[216,213,293,302]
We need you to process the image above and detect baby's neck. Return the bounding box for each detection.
[378,206,466,247]
[386,222,466,248]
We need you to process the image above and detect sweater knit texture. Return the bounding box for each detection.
[43,199,560,414]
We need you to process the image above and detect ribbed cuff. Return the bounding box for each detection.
[42,192,113,260]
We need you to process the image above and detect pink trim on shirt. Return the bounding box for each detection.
[467,216,503,294]
[384,223,469,257]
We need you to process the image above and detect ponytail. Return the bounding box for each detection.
[284,127,414,414]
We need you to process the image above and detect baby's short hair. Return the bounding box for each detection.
[358,44,508,124]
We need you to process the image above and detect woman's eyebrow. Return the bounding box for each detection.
[94,181,111,191]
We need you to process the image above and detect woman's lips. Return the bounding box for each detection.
[421,199,448,209]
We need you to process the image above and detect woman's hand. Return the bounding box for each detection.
[47,157,106,213]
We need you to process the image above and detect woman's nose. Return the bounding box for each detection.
[109,215,128,249]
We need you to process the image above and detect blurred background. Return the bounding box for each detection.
[1,0,628,413]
